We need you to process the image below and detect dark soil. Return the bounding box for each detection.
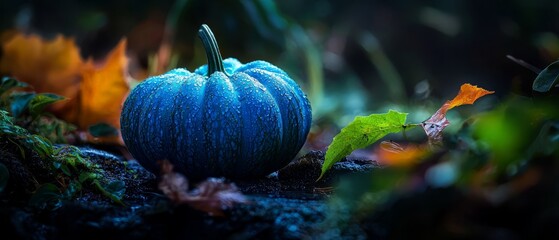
[0,146,377,240]
[2,146,559,240]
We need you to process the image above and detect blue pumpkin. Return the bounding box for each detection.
[120,24,312,179]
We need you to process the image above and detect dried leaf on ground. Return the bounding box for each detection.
[158,159,190,202]
[422,83,494,146]
[157,160,249,217]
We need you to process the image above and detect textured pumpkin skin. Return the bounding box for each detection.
[121,58,312,179]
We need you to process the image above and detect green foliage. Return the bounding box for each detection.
[9,92,35,118]
[0,76,75,143]
[319,110,409,179]
[533,60,559,92]
[50,145,126,206]
[1,112,126,207]
[27,93,65,117]
[25,116,75,145]
[473,97,559,173]
[93,180,126,205]
[0,77,126,207]
[0,77,28,98]
[323,62,559,230]
[28,183,63,209]
[323,99,559,235]
[1,110,54,159]
[7,90,64,120]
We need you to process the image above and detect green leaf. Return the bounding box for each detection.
[88,122,119,137]
[28,93,64,116]
[104,180,126,199]
[94,180,126,205]
[9,92,35,118]
[0,77,28,96]
[23,135,54,159]
[319,110,408,179]
[60,164,72,176]
[61,181,82,199]
[78,172,99,183]
[0,163,9,193]
[29,183,62,209]
[533,60,559,92]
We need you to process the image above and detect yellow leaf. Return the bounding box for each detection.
[79,39,129,144]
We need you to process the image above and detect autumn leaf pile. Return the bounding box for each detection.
[0,33,130,144]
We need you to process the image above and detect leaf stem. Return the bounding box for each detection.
[402,123,420,140]
[403,123,420,129]
[198,24,225,76]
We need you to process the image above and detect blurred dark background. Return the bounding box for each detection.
[1,0,558,124]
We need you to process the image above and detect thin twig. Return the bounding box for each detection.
[506,55,541,74]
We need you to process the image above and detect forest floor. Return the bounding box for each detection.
[1,145,558,240]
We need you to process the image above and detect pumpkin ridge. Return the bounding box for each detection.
[168,77,184,166]
[242,69,305,158]
[237,61,289,77]
[225,74,246,177]
[231,72,283,176]
[145,79,172,165]
[244,69,310,172]
[133,78,168,171]
[247,68,312,146]
[200,75,218,177]
[162,78,184,163]
[219,74,244,177]
[173,74,207,178]
[200,72,242,178]
[126,78,151,164]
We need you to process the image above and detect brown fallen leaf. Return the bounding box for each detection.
[422,83,494,146]
[157,160,249,217]
[158,159,190,202]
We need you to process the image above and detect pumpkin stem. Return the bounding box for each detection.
[198,24,225,75]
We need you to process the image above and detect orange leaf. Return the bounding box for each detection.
[421,83,494,146]
[376,141,430,167]
[79,39,129,144]
[445,83,495,112]
[0,33,82,119]
[0,33,130,145]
